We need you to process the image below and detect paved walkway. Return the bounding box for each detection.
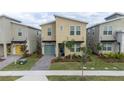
[17,75,48,81]
[1,70,124,76]
[0,56,21,70]
[31,56,54,70]
[0,70,123,81]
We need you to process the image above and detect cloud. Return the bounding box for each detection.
[0,12,115,28]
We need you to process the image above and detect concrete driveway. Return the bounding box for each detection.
[0,55,21,70]
[31,56,54,70]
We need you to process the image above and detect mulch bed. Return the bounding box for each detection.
[98,56,124,63]
[0,59,5,62]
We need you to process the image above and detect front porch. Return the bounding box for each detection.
[0,41,27,59]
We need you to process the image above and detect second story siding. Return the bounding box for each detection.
[0,17,13,43]
[41,22,56,41]
[11,23,28,41]
[99,18,124,41]
[55,16,87,43]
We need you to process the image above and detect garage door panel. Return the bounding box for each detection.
[44,45,55,55]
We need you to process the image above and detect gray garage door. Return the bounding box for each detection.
[44,45,55,55]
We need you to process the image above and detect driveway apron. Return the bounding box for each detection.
[31,56,54,70]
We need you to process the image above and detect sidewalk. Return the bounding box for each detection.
[17,75,48,81]
[0,70,123,81]
[0,70,124,76]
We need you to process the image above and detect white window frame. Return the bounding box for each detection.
[48,27,52,36]
[76,26,81,35]
[60,25,64,31]
[70,26,75,35]
[70,25,81,36]
[103,26,113,35]
[103,43,112,51]
[18,31,22,36]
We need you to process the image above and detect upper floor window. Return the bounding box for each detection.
[108,26,112,35]
[60,25,64,31]
[76,26,80,35]
[48,28,52,36]
[70,26,75,35]
[70,26,81,35]
[103,26,107,35]
[18,32,22,36]
[103,26,112,35]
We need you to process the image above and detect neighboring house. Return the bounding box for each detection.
[0,15,40,58]
[87,12,124,54]
[41,15,87,57]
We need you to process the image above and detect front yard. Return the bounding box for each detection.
[47,76,124,81]
[50,55,124,70]
[1,53,40,71]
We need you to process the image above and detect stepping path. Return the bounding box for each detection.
[31,56,54,70]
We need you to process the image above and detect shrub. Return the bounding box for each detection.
[103,53,124,59]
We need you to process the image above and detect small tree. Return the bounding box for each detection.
[80,47,92,80]
[36,36,42,57]
[64,39,75,59]
[23,41,29,58]
[96,43,103,55]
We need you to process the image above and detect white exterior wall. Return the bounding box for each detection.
[117,32,124,53]
[0,16,40,57]
[99,18,124,53]
[27,28,39,54]
[0,17,12,43]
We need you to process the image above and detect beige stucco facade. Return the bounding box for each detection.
[41,15,87,57]
[0,15,40,58]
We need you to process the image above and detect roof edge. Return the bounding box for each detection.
[11,21,40,31]
[40,20,56,26]
[54,14,88,24]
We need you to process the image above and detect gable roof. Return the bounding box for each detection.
[54,15,88,24]
[0,15,21,23]
[11,21,40,31]
[87,16,124,29]
[105,12,124,20]
[40,20,56,26]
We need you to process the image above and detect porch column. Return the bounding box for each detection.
[3,43,7,58]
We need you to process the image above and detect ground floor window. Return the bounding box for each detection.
[71,43,81,52]
[102,43,112,51]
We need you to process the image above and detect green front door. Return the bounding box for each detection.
[44,45,55,55]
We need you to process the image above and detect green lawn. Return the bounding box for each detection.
[50,55,124,70]
[47,76,124,81]
[1,54,40,71]
[0,76,21,81]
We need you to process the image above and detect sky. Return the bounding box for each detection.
[0,12,114,28]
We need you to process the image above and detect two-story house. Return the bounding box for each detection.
[87,12,124,54]
[0,15,40,58]
[41,15,87,57]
